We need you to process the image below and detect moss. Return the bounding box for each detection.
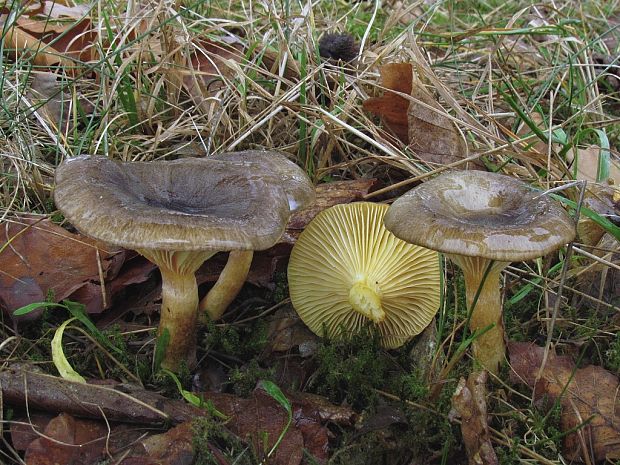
[394,370,429,402]
[228,359,275,397]
[309,325,393,408]
[605,333,620,374]
[203,319,268,360]
[270,271,289,303]
[329,392,460,465]
[192,416,256,465]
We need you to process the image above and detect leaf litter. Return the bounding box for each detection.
[509,342,620,462]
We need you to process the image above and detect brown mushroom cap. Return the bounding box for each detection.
[384,170,576,262]
[54,155,291,251]
[210,150,315,212]
[288,202,441,349]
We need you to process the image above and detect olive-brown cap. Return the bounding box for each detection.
[384,171,576,262]
[210,150,315,212]
[288,202,441,349]
[54,155,291,251]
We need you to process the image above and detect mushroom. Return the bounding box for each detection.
[384,171,575,374]
[287,202,441,349]
[202,150,315,320]
[53,154,305,371]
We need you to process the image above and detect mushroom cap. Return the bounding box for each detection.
[384,170,576,262]
[210,150,315,212]
[54,155,291,251]
[288,202,441,349]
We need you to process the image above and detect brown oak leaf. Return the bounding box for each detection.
[509,342,620,462]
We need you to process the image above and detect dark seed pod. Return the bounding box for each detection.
[318,33,359,62]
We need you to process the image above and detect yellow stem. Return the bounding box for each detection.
[158,269,199,371]
[448,255,509,375]
[200,250,254,321]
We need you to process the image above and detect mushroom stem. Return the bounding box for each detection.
[200,250,254,321]
[158,269,199,370]
[349,281,385,323]
[139,249,215,371]
[447,255,509,375]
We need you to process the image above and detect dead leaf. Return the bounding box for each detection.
[10,412,54,451]
[27,71,95,134]
[449,370,498,465]
[575,183,619,246]
[0,216,125,320]
[287,391,357,426]
[1,1,96,69]
[594,53,620,93]
[283,178,377,243]
[124,422,194,465]
[568,145,620,185]
[206,388,330,465]
[515,112,555,156]
[509,342,620,462]
[354,404,408,437]
[108,254,158,297]
[363,63,477,168]
[573,233,620,309]
[41,1,92,19]
[265,309,318,355]
[24,413,109,465]
[182,39,245,113]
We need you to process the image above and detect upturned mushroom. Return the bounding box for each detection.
[202,150,315,320]
[54,154,312,371]
[288,202,441,348]
[384,171,575,374]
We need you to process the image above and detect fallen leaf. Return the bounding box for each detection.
[509,342,620,462]
[265,308,318,354]
[27,71,95,134]
[283,178,377,243]
[287,391,357,426]
[1,1,96,69]
[363,63,478,168]
[183,39,245,113]
[41,1,92,19]
[206,388,330,464]
[0,215,125,320]
[571,233,620,309]
[568,145,620,185]
[10,413,54,451]
[594,53,620,93]
[24,413,109,465]
[13,412,148,464]
[123,422,195,465]
[575,183,619,246]
[515,112,556,156]
[449,370,498,465]
[354,404,408,437]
